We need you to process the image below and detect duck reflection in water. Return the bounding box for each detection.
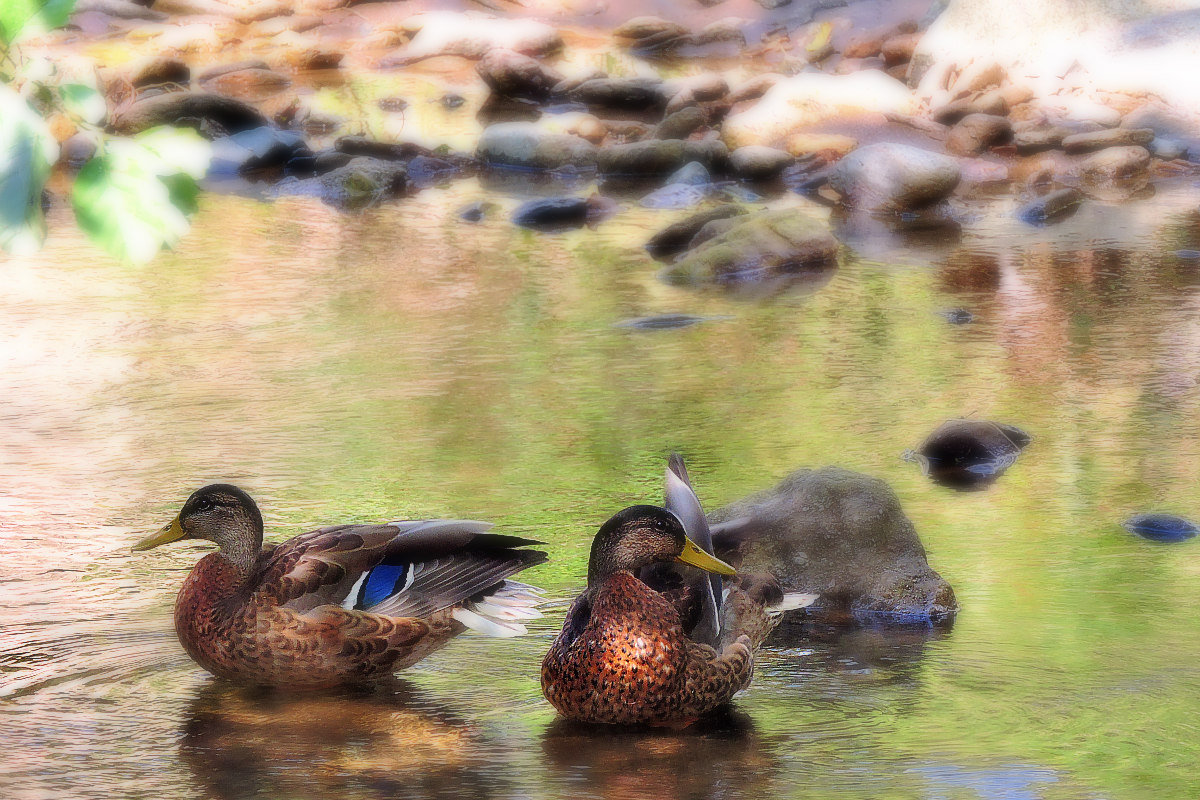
[182,680,507,800]
[541,711,778,800]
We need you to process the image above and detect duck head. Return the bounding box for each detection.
[133,484,264,568]
[586,504,735,587]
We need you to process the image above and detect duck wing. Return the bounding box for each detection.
[255,520,547,634]
[663,454,722,647]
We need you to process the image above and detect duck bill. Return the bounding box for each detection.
[132,516,185,552]
[676,538,736,576]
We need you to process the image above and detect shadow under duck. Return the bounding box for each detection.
[134,484,546,688]
[541,456,816,727]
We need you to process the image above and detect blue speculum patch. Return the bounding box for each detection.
[1123,514,1199,543]
[358,563,409,608]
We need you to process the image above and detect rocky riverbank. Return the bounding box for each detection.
[28,0,1200,285]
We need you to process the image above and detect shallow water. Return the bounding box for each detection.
[4,177,1200,800]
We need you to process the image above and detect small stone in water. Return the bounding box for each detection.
[1123,513,1199,543]
[458,201,496,222]
[1175,249,1200,259]
[378,97,409,112]
[615,314,723,330]
[441,93,466,109]
[939,308,975,325]
[512,197,590,230]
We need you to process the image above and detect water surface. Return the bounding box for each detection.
[3,179,1200,799]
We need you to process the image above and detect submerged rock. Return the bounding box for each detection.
[614,313,721,330]
[476,122,597,170]
[1123,513,1199,543]
[663,209,839,285]
[317,158,408,212]
[829,143,961,212]
[566,78,666,111]
[1017,187,1083,225]
[710,467,958,624]
[511,197,590,230]
[644,204,748,260]
[913,418,1030,489]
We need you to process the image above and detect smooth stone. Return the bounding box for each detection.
[209,126,309,175]
[663,209,839,285]
[596,139,728,176]
[932,89,1008,124]
[914,418,1030,489]
[1151,137,1187,160]
[512,197,590,230]
[654,106,707,141]
[1123,513,1199,543]
[644,204,748,260]
[829,143,961,212]
[881,32,922,65]
[612,15,690,54]
[1017,187,1084,225]
[709,467,958,623]
[476,49,563,100]
[1078,145,1151,183]
[640,183,710,210]
[567,78,666,111]
[406,155,459,186]
[390,12,562,62]
[730,145,794,180]
[1013,125,1069,155]
[476,122,598,170]
[335,136,428,162]
[110,91,267,136]
[1061,127,1155,153]
[196,59,270,83]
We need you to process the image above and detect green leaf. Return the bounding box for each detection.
[59,82,106,125]
[134,126,211,180]
[0,0,76,45]
[0,86,59,255]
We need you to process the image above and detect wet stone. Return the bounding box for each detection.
[945,113,1013,156]
[914,419,1031,489]
[128,56,190,89]
[512,197,590,230]
[654,106,707,141]
[829,143,961,212]
[209,126,310,176]
[730,145,794,180]
[1017,187,1083,226]
[644,204,748,260]
[566,78,666,112]
[476,49,563,101]
[457,200,496,222]
[1123,514,1199,543]
[1079,146,1151,183]
[1013,126,1069,155]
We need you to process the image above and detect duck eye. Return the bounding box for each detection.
[196,498,214,513]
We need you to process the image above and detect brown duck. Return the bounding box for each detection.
[541,456,816,726]
[134,484,546,688]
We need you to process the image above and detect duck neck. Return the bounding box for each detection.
[214,524,262,581]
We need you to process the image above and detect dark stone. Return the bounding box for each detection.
[129,56,190,89]
[614,313,719,330]
[939,308,975,324]
[567,78,666,111]
[709,467,958,624]
[209,126,310,176]
[441,93,466,109]
[476,48,564,100]
[406,155,460,186]
[945,113,1013,156]
[1017,187,1083,226]
[335,136,428,162]
[645,204,748,260]
[1123,513,1199,543]
[914,418,1030,489]
[596,139,728,176]
[311,149,354,175]
[511,197,590,230]
[109,91,268,137]
[458,200,496,222]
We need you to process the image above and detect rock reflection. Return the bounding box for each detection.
[541,712,775,800]
[772,618,952,689]
[182,681,504,800]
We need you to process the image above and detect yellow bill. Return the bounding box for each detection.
[676,537,736,576]
[132,516,186,552]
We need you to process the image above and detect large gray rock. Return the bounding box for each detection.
[710,467,958,623]
[829,143,961,211]
[476,122,597,170]
[663,209,839,284]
